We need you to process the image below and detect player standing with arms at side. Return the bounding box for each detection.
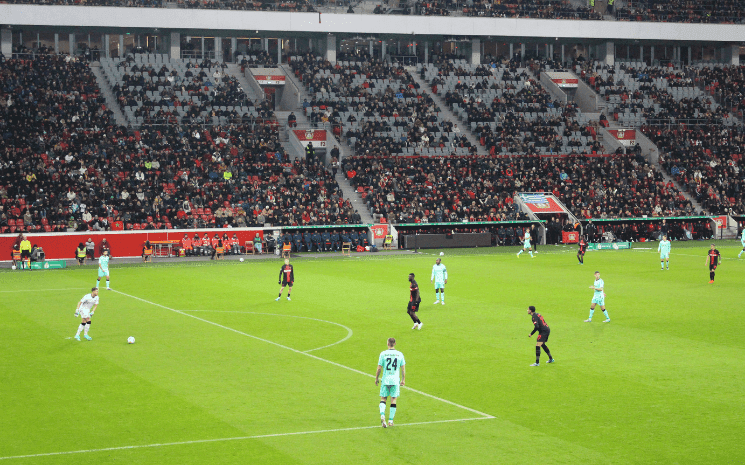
[431,258,448,305]
[585,271,610,323]
[74,288,99,341]
[577,236,588,265]
[658,235,671,270]
[375,337,405,428]
[706,244,721,283]
[276,259,294,301]
[517,230,534,258]
[738,229,744,258]
[407,273,423,330]
[96,250,111,290]
[528,306,554,366]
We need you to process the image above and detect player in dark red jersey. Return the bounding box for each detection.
[276,259,295,301]
[577,236,588,265]
[407,273,423,330]
[706,244,721,283]
[528,306,554,366]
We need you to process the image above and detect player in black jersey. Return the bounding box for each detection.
[276,259,294,301]
[706,244,721,283]
[577,236,588,265]
[528,306,554,366]
[407,273,423,330]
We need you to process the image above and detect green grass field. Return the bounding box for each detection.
[1,241,744,464]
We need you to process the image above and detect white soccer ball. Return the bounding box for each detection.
[127,336,135,344]
[439,252,444,256]
[239,257,244,262]
[11,265,16,270]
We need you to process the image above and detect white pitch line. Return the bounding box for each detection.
[0,288,88,293]
[0,417,492,461]
[182,310,353,353]
[112,290,493,419]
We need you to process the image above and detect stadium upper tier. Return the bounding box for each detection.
[421,59,601,156]
[290,52,476,157]
[4,0,744,24]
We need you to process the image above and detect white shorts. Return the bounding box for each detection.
[591,295,605,306]
[79,309,92,318]
[434,280,445,289]
[660,252,669,260]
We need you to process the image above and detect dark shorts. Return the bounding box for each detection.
[21,250,30,259]
[578,250,585,255]
[709,264,718,271]
[407,301,420,312]
[537,330,550,343]
[77,257,85,264]
[282,281,293,287]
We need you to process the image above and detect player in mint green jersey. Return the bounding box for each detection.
[658,235,671,270]
[375,337,406,428]
[431,258,448,305]
[517,230,534,258]
[739,229,744,258]
[96,250,111,290]
[585,271,610,323]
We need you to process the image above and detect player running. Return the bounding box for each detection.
[431,258,448,305]
[276,259,294,301]
[375,337,406,428]
[577,236,588,265]
[706,244,721,283]
[407,273,423,330]
[658,235,671,270]
[528,306,554,366]
[74,288,99,341]
[516,230,534,258]
[738,229,744,258]
[96,250,111,290]
[585,271,610,323]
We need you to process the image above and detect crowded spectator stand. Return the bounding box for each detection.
[580,216,716,242]
[395,220,545,248]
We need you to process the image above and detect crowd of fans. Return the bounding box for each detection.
[616,0,745,23]
[102,56,266,126]
[576,62,744,215]
[289,51,475,157]
[425,58,601,155]
[5,0,316,12]
[0,53,358,234]
[342,152,693,224]
[461,0,600,19]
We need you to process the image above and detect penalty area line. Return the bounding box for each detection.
[0,417,493,461]
[112,290,493,420]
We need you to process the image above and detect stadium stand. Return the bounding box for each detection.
[289,51,475,157]
[342,152,694,224]
[0,54,357,233]
[424,58,602,155]
[5,0,316,12]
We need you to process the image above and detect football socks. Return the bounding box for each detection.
[389,404,397,421]
[379,400,386,416]
[542,344,552,360]
[535,346,541,364]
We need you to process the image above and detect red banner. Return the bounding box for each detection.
[713,215,728,229]
[562,231,579,243]
[371,224,388,239]
[293,129,327,148]
[607,129,636,146]
[253,75,286,85]
[0,229,264,261]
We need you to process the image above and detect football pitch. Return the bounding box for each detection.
[1,241,743,464]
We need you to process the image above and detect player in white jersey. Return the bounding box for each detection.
[739,229,745,258]
[74,288,99,341]
[517,230,534,258]
[96,250,111,290]
[431,258,448,305]
[375,337,405,428]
